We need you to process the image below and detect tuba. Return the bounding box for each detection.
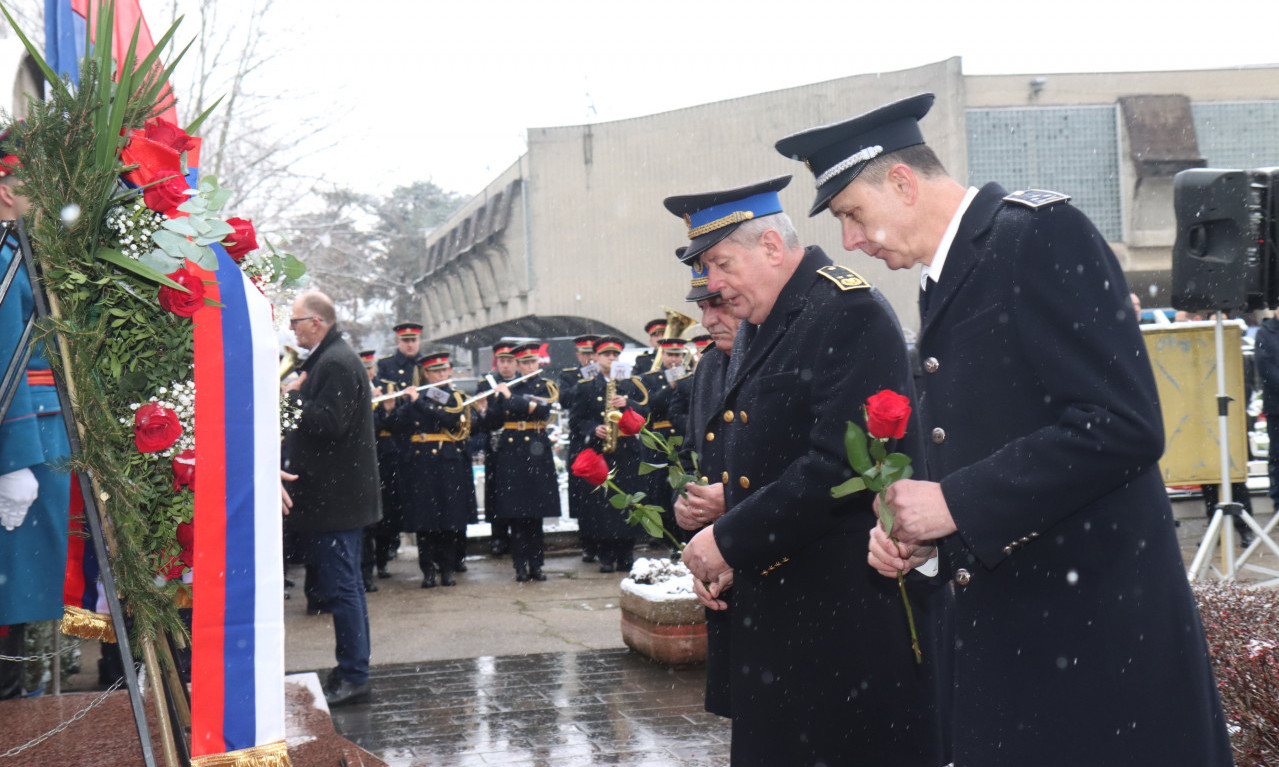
[647,306,697,373]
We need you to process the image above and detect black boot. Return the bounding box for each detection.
[439,570,456,587]
[529,567,547,582]
[515,565,530,582]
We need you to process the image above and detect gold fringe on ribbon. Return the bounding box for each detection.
[60,605,117,643]
[191,739,292,767]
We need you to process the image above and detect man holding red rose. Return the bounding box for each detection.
[282,292,380,707]
[665,177,943,766]
[778,94,1232,766]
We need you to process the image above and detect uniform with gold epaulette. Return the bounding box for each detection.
[368,322,425,574]
[664,175,941,766]
[559,334,601,561]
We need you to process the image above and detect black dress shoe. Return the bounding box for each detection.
[529,568,547,582]
[421,574,437,589]
[598,563,615,574]
[364,581,379,593]
[376,565,391,579]
[617,559,633,571]
[323,667,341,694]
[455,561,469,573]
[581,552,597,563]
[306,604,332,616]
[515,568,530,582]
[439,571,457,587]
[324,678,371,707]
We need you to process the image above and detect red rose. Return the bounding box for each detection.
[222,217,257,261]
[865,389,912,440]
[571,449,610,486]
[175,521,195,568]
[133,402,183,453]
[172,449,195,492]
[617,408,645,436]
[158,268,206,317]
[144,119,197,154]
[144,174,190,215]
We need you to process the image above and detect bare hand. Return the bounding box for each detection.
[682,525,730,586]
[876,479,957,545]
[692,568,733,610]
[594,424,610,439]
[868,523,936,577]
[495,383,512,398]
[283,371,306,393]
[675,482,725,530]
[405,386,419,402]
[280,471,298,514]
[609,394,627,409]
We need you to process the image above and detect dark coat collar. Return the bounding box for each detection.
[299,325,343,373]
[920,182,1007,338]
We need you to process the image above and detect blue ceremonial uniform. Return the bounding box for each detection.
[0,233,71,626]
[918,184,1232,767]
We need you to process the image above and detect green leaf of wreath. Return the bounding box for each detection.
[94,247,189,291]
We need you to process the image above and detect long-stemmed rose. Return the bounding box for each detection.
[572,447,685,549]
[831,389,921,663]
[133,402,183,453]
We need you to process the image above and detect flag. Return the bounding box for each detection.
[190,244,287,766]
[43,0,179,124]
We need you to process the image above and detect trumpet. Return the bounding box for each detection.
[647,306,697,373]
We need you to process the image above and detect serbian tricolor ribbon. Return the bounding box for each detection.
[191,244,287,765]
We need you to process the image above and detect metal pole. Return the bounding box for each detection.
[1213,314,1236,579]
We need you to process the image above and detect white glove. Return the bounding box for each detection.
[0,468,39,531]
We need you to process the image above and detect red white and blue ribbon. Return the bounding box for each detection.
[191,244,286,763]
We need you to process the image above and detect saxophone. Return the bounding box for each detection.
[602,378,621,453]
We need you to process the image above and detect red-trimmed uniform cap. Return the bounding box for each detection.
[573,334,599,351]
[393,322,423,338]
[658,338,687,351]
[690,334,713,351]
[359,349,376,367]
[775,92,934,216]
[644,318,667,335]
[663,175,791,263]
[493,339,518,358]
[419,351,450,370]
[512,342,541,361]
[594,336,624,354]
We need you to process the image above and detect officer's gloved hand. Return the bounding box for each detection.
[0,467,38,531]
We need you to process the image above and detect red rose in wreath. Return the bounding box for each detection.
[144,174,190,215]
[133,402,182,453]
[144,119,198,154]
[158,268,205,318]
[172,449,195,491]
[221,217,258,261]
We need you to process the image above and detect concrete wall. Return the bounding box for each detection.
[966,66,1279,107]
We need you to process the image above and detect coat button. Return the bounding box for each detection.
[706,432,715,441]
[723,410,734,422]
[739,476,750,489]
[739,411,748,423]
[432,448,439,455]
[722,471,730,484]
[525,436,530,442]
[1002,545,1014,556]
[924,356,939,373]
[955,568,971,586]
[700,476,709,484]
[931,427,946,444]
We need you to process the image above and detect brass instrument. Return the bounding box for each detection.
[443,390,473,441]
[602,377,621,453]
[279,345,301,380]
[647,306,697,373]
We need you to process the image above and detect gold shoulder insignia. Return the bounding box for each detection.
[816,265,871,291]
[1003,189,1071,208]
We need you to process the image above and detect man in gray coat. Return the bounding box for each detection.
[284,292,381,706]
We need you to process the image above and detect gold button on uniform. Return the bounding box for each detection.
[723,410,734,423]
[931,427,946,444]
[924,357,939,373]
[739,476,750,489]
[700,476,709,484]
[706,432,715,441]
[739,411,748,423]
[722,471,730,484]
[955,568,971,586]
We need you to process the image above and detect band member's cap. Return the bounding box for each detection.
[393,322,424,339]
[775,92,935,216]
[359,349,376,367]
[419,351,450,370]
[512,342,541,361]
[644,318,667,335]
[663,175,792,263]
[493,339,518,358]
[573,334,599,351]
[658,338,687,351]
[594,336,624,354]
[690,334,713,350]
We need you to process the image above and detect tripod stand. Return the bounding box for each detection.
[1188,314,1279,584]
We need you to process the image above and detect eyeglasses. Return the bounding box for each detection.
[288,316,317,326]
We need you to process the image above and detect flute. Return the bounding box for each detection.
[370,376,477,404]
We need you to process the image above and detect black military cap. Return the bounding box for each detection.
[644,318,667,335]
[775,93,935,216]
[684,253,720,303]
[358,349,376,368]
[573,334,599,351]
[663,175,792,263]
[512,342,541,361]
[419,351,450,370]
[493,339,519,358]
[393,322,424,339]
[594,336,624,354]
[690,334,713,351]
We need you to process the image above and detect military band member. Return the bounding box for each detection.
[560,334,601,562]
[373,321,424,566]
[359,349,391,592]
[642,336,690,549]
[484,342,561,581]
[475,340,518,556]
[571,336,650,572]
[666,176,942,766]
[383,351,476,588]
[633,317,666,374]
[689,334,713,364]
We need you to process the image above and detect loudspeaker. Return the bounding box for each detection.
[1171,168,1278,312]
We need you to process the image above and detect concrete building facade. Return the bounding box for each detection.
[417,57,1279,357]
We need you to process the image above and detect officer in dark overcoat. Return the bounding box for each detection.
[484,342,561,581]
[383,351,476,588]
[669,177,944,767]
[778,93,1233,767]
[475,340,518,556]
[570,336,650,572]
[673,258,740,718]
[372,321,423,567]
[559,334,599,561]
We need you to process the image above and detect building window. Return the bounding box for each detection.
[1192,101,1279,170]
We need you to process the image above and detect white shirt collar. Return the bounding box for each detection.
[921,186,980,291]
